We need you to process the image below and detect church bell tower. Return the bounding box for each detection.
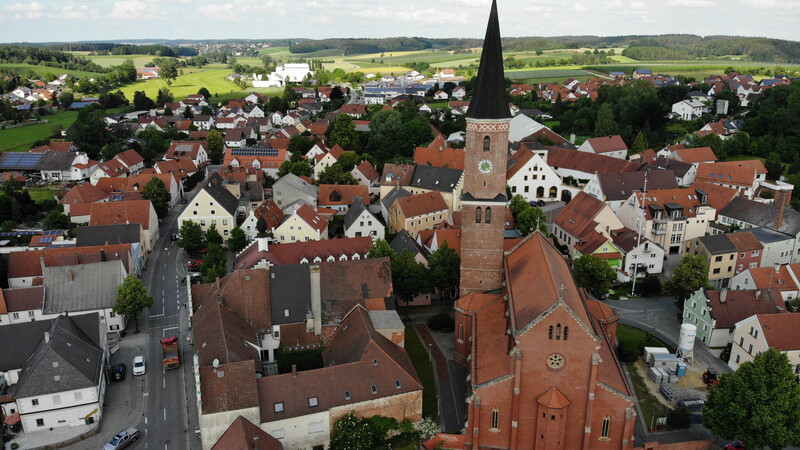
[459,0,511,297]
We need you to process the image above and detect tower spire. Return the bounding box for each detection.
[466,0,510,120]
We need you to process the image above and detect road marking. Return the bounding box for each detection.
[162,326,179,337]
[145,417,148,425]
[163,408,167,421]
[163,378,165,389]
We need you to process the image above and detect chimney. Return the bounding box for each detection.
[44,331,50,343]
[309,265,322,336]
[775,189,790,229]
[755,289,761,301]
[291,364,297,377]
[100,249,106,262]
[68,270,74,282]
[719,289,727,303]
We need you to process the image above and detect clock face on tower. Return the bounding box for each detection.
[478,159,493,174]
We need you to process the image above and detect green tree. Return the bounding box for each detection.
[159,59,178,85]
[392,249,429,313]
[765,152,784,180]
[206,130,224,164]
[367,239,395,259]
[58,91,75,109]
[113,273,154,333]
[630,131,648,153]
[509,194,530,216]
[662,254,709,301]
[156,87,173,106]
[197,87,211,99]
[140,177,170,218]
[573,254,616,298]
[204,223,223,247]
[594,102,618,137]
[328,114,358,150]
[703,348,800,449]
[288,135,314,156]
[278,159,312,178]
[178,220,204,255]
[330,412,383,450]
[227,227,248,253]
[66,106,111,160]
[428,242,460,299]
[132,90,154,111]
[317,163,358,185]
[201,242,227,282]
[44,207,71,230]
[515,207,548,235]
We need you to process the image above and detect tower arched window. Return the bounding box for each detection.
[601,415,611,438]
[458,322,464,342]
[556,324,561,340]
[548,325,553,340]
[485,207,492,224]
[475,207,482,224]
[483,136,491,152]
[563,326,568,341]
[491,407,499,429]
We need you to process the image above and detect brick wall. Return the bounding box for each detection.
[328,390,423,427]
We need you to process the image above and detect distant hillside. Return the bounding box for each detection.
[291,34,800,63]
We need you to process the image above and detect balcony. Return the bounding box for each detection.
[651,223,668,235]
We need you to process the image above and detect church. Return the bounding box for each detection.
[453,1,637,449]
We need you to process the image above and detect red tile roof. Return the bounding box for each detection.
[340,104,366,115]
[212,416,282,450]
[115,149,144,168]
[747,266,797,291]
[89,200,154,230]
[235,237,373,270]
[355,160,380,182]
[59,184,108,205]
[547,147,642,175]
[585,135,628,153]
[414,135,465,170]
[673,147,717,164]
[726,231,763,253]
[28,141,74,153]
[166,141,207,160]
[696,162,756,188]
[7,244,132,279]
[757,313,800,351]
[295,204,328,232]
[706,289,786,328]
[199,360,260,415]
[397,191,448,218]
[537,387,570,408]
[95,159,127,177]
[1,287,44,312]
[318,184,369,207]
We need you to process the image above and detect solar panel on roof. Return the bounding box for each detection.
[231,148,279,157]
[112,194,123,201]
[0,152,44,169]
[39,237,53,243]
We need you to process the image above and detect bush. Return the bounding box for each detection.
[617,340,639,363]
[720,342,732,363]
[427,313,454,332]
[640,275,662,297]
[11,443,20,449]
[667,406,692,429]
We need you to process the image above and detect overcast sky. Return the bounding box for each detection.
[2,0,798,43]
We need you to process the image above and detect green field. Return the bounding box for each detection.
[0,63,103,79]
[0,111,78,152]
[69,52,156,68]
[117,69,249,102]
[27,188,61,204]
[506,69,594,81]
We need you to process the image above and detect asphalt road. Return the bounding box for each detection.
[134,186,201,450]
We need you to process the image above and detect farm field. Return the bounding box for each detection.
[0,111,78,152]
[116,68,246,101]
[68,52,156,68]
[0,63,103,79]
[505,68,595,81]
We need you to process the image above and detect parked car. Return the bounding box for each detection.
[170,233,179,241]
[187,260,202,272]
[537,199,545,206]
[132,356,145,376]
[104,427,140,450]
[180,197,187,204]
[726,441,745,450]
[111,363,126,381]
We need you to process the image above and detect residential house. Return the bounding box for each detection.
[155,158,198,189]
[686,234,739,288]
[379,163,415,200]
[695,162,762,199]
[551,192,626,265]
[507,114,566,145]
[166,141,209,167]
[413,135,465,170]
[405,165,464,213]
[728,314,800,372]
[33,152,96,182]
[273,204,328,243]
[233,237,372,270]
[351,160,380,192]
[312,145,348,179]
[546,147,642,183]
[88,159,127,186]
[74,224,145,263]
[178,174,239,242]
[343,198,384,240]
[718,193,800,263]
[224,129,247,148]
[0,287,46,325]
[272,174,319,209]
[611,228,666,280]
[583,170,678,212]
[211,416,282,450]
[683,288,787,348]
[340,104,366,118]
[380,185,411,224]
[191,115,215,131]
[58,183,108,215]
[125,173,182,207]
[41,260,127,332]
[731,227,794,268]
[671,99,708,120]
[616,187,716,255]
[727,231,764,276]
[670,147,717,165]
[577,135,628,159]
[730,265,799,302]
[223,145,290,179]
[388,191,449,238]
[241,199,284,241]
[114,149,145,173]
[89,200,159,250]
[318,184,369,213]
[648,157,696,186]
[2,314,106,433]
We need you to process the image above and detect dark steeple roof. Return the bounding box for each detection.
[466,0,510,120]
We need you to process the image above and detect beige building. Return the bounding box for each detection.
[729,314,800,375]
[178,173,239,242]
[273,204,328,243]
[687,234,738,289]
[388,191,449,238]
[617,188,716,255]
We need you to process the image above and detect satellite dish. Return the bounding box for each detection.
[212,358,219,368]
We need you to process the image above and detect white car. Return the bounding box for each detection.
[132,356,145,376]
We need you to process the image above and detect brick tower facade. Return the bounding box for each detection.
[459,0,511,297]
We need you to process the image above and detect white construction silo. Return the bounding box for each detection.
[675,323,696,364]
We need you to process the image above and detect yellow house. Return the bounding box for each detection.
[178,173,239,242]
[388,191,449,238]
[274,204,329,243]
[687,234,738,289]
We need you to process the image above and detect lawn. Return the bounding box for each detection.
[0,63,103,79]
[27,188,60,204]
[116,69,246,102]
[617,325,673,430]
[0,110,78,152]
[404,326,438,418]
[72,53,156,68]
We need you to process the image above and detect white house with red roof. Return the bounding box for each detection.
[729,313,800,373]
[577,135,628,159]
[506,144,571,203]
[114,149,145,173]
[351,160,380,192]
[89,159,127,186]
[166,141,209,167]
[273,204,328,243]
[312,145,348,179]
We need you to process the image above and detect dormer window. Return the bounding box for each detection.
[483,136,491,152]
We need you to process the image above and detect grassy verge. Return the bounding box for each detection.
[27,188,60,204]
[404,325,438,418]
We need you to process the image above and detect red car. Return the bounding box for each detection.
[726,441,745,450]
